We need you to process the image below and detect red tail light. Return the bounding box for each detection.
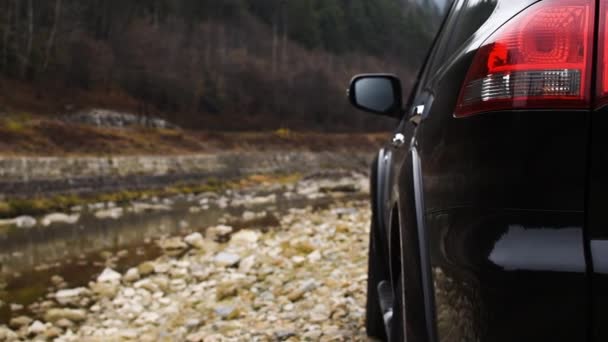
[597,0,608,107]
[455,0,595,117]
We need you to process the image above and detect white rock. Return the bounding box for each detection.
[184,232,204,248]
[242,211,256,221]
[44,308,86,322]
[213,252,240,267]
[231,230,259,244]
[55,287,89,305]
[15,216,36,228]
[97,268,122,283]
[41,213,80,226]
[307,250,322,262]
[123,268,140,283]
[27,320,46,335]
[94,207,124,219]
[123,288,135,297]
[207,225,233,241]
[239,255,256,273]
[132,202,171,213]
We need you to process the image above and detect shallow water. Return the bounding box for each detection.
[0,184,366,324]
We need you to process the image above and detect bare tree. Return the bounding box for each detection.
[1,0,12,72]
[43,0,62,71]
[20,0,34,78]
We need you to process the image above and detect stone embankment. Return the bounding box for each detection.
[0,200,372,341]
[0,152,373,198]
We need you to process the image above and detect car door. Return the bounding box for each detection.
[382,0,456,281]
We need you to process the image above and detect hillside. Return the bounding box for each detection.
[0,0,444,132]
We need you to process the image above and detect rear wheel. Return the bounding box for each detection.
[389,276,405,342]
[366,154,389,340]
[366,208,390,339]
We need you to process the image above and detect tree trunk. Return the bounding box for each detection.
[281,0,288,74]
[271,10,278,76]
[21,0,33,78]
[2,0,11,72]
[43,0,62,71]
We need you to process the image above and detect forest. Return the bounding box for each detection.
[0,0,443,131]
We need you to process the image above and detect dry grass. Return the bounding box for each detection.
[0,116,387,156]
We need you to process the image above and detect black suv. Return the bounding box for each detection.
[349,0,608,341]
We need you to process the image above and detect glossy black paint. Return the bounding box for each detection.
[587,106,608,342]
[359,0,595,341]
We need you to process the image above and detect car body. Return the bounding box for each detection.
[349,0,608,341]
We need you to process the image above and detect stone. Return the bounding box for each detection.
[55,318,74,329]
[28,320,47,335]
[184,232,205,249]
[44,326,62,339]
[9,315,32,328]
[10,303,23,311]
[239,255,256,273]
[216,282,239,301]
[214,305,240,320]
[90,282,119,298]
[41,213,80,226]
[206,225,233,241]
[0,326,18,340]
[123,268,140,283]
[307,250,322,262]
[242,211,256,221]
[44,308,87,323]
[213,252,240,267]
[186,331,206,342]
[275,330,296,340]
[132,202,171,213]
[230,230,259,245]
[94,207,124,219]
[138,262,155,276]
[55,287,90,305]
[97,268,122,283]
[287,280,316,302]
[14,216,36,228]
[50,275,64,286]
[158,237,188,256]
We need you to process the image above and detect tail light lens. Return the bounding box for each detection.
[455,0,595,117]
[597,0,608,107]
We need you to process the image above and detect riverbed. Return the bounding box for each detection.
[0,170,370,339]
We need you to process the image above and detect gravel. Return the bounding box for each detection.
[0,173,374,341]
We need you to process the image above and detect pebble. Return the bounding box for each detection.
[41,213,80,226]
[213,252,240,267]
[6,177,371,341]
[9,316,32,328]
[184,232,205,249]
[27,320,46,335]
[123,267,140,283]
[97,268,122,283]
[138,262,155,276]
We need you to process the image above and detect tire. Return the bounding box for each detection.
[366,154,389,340]
[366,221,389,340]
[389,276,405,342]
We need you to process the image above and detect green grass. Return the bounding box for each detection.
[1,112,32,133]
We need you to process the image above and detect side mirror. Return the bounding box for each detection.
[348,74,403,118]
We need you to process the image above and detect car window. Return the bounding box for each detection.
[423,0,498,87]
[400,0,456,109]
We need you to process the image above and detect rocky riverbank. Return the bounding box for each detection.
[0,200,372,341]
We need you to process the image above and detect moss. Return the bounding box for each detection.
[274,128,292,139]
[0,172,302,218]
[0,201,11,217]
